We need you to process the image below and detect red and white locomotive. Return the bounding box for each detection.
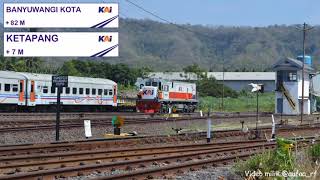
[136,78,198,113]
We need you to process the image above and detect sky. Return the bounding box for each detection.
[1,0,319,26]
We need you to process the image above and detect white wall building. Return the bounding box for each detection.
[272,57,314,115]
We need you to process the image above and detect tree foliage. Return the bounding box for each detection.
[0,57,152,86]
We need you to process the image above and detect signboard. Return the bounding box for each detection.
[52,75,68,87]
[4,32,119,57]
[4,3,118,28]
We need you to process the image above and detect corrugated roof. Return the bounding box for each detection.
[148,72,275,81]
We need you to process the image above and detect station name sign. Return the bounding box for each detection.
[4,32,119,57]
[4,3,118,28]
[52,75,68,88]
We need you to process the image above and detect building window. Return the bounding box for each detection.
[288,72,297,81]
[5,84,10,92]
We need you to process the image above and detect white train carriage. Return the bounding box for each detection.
[0,71,26,107]
[0,71,117,112]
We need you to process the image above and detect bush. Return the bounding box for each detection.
[233,138,295,179]
[309,143,320,162]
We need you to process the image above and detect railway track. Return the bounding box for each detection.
[0,140,274,179]
[0,137,316,180]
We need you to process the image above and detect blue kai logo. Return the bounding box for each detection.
[98,6,112,13]
[98,36,112,42]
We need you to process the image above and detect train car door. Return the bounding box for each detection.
[113,85,117,106]
[18,80,25,106]
[162,83,169,100]
[28,80,36,106]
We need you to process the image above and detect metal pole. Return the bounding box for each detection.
[256,91,259,138]
[222,59,225,111]
[301,23,306,123]
[296,23,313,123]
[56,87,61,141]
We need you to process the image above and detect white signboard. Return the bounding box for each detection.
[4,32,119,57]
[4,3,119,28]
[84,120,92,138]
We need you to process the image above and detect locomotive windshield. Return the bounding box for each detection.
[152,82,158,87]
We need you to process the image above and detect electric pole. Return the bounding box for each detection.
[297,23,313,123]
[222,58,225,111]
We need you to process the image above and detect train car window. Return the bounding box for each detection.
[159,82,162,90]
[172,82,174,88]
[104,89,108,95]
[4,84,10,92]
[12,84,18,92]
[179,87,182,91]
[66,87,70,94]
[86,88,90,95]
[92,88,96,95]
[31,84,34,93]
[43,86,48,93]
[146,82,151,86]
[51,86,56,94]
[98,89,103,95]
[109,89,113,96]
[79,88,84,95]
[72,88,77,94]
[0,83,2,91]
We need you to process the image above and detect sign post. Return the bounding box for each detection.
[52,75,68,141]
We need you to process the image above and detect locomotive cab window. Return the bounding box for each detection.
[98,89,103,95]
[92,88,96,95]
[43,86,48,93]
[5,84,10,92]
[86,88,90,95]
[152,82,158,87]
[72,88,77,94]
[12,84,18,92]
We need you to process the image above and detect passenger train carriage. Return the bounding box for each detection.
[136,78,198,113]
[0,71,117,112]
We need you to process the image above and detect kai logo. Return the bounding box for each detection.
[98,36,112,42]
[98,6,112,13]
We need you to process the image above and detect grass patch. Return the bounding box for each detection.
[199,92,274,112]
[233,139,320,179]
